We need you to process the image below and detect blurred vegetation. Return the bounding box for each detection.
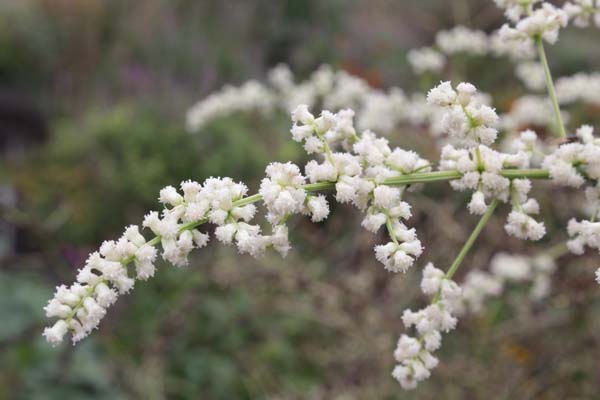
[1,0,600,399]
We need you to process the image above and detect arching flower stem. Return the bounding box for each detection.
[534,35,567,139]
[433,199,499,303]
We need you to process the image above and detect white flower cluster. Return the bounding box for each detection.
[204,175,292,258]
[435,26,488,55]
[356,89,408,133]
[505,178,546,241]
[43,170,313,346]
[428,80,547,241]
[566,183,600,257]
[267,64,331,111]
[145,183,211,266]
[489,30,536,60]
[460,251,557,313]
[415,22,539,65]
[439,143,545,239]
[186,20,557,138]
[563,0,600,28]
[426,81,499,147]
[43,225,158,345]
[567,218,600,254]
[354,139,429,273]
[185,34,571,149]
[429,24,536,62]
[440,145,510,206]
[392,263,462,389]
[186,81,275,131]
[293,104,429,272]
[556,73,600,106]
[495,0,541,22]
[542,125,600,187]
[322,70,371,111]
[499,2,568,45]
[515,62,546,91]
[271,67,413,135]
[260,161,330,227]
[368,186,422,273]
[45,103,440,345]
[503,129,543,165]
[570,184,600,284]
[407,47,446,75]
[186,64,416,136]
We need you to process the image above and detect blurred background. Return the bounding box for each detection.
[1,0,600,398]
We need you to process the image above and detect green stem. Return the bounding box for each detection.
[315,130,336,166]
[535,36,567,139]
[431,199,499,304]
[137,169,549,253]
[177,169,548,238]
[232,194,262,207]
[543,242,569,259]
[234,170,550,208]
[64,167,545,324]
[89,170,545,293]
[445,199,498,281]
[499,168,549,180]
[386,217,400,246]
[475,146,483,171]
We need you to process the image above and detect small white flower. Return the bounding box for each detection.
[435,26,488,55]
[515,62,546,91]
[42,320,69,346]
[407,47,446,74]
[361,211,387,233]
[505,210,546,240]
[499,3,568,45]
[468,191,488,215]
[260,162,307,223]
[270,224,291,257]
[374,236,422,273]
[567,218,600,255]
[494,0,541,22]
[563,0,600,28]
[420,263,445,295]
[427,81,457,107]
[291,104,315,125]
[490,252,532,281]
[159,186,184,206]
[373,185,401,210]
[428,82,498,147]
[306,195,330,222]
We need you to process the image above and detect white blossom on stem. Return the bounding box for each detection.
[494,0,541,22]
[543,125,600,187]
[499,3,568,45]
[407,47,446,75]
[563,0,600,28]
[393,263,462,389]
[427,81,499,147]
[435,26,488,55]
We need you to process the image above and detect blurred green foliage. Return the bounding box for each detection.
[6,106,300,244]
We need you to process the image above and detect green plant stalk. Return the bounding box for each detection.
[62,169,537,323]
[535,36,567,139]
[386,216,400,245]
[145,168,549,245]
[544,241,569,259]
[431,199,499,304]
[106,171,543,267]
[445,199,499,281]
